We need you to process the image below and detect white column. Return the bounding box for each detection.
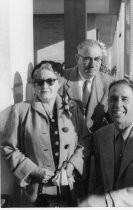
[0,0,34,111]
[111,0,125,80]
[0,0,33,196]
[129,0,133,80]
[0,0,12,111]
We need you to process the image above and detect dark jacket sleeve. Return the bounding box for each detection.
[91,133,104,194]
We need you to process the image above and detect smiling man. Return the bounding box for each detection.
[79,79,133,207]
[63,39,113,133]
[108,80,133,130]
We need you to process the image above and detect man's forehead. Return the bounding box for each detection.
[109,84,133,96]
[78,45,102,55]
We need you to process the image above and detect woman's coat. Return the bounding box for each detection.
[1,94,90,207]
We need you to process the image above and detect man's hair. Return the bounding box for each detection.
[77,39,102,51]
[109,79,133,93]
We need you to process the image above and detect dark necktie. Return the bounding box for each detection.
[82,80,90,108]
[114,132,124,186]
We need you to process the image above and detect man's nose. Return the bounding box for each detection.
[88,58,95,67]
[115,98,123,107]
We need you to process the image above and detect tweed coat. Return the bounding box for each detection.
[1,94,90,207]
[93,124,133,206]
[62,66,113,132]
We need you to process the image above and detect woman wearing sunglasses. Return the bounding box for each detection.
[1,61,90,207]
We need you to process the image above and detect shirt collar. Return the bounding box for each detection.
[115,122,133,141]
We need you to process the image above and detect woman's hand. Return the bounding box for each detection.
[65,162,74,178]
[65,162,75,190]
[30,167,55,183]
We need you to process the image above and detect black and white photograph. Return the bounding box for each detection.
[0,0,133,207]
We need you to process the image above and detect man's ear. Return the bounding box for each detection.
[75,54,79,62]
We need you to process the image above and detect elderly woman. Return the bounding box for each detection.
[1,61,90,207]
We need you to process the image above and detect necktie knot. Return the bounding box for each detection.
[116,132,124,141]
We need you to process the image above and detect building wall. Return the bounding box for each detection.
[107,0,125,79]
[34,14,99,65]
[34,14,64,64]
[0,0,34,203]
[125,0,133,80]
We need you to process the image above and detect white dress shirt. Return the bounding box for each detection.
[78,71,94,99]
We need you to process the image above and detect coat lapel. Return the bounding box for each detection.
[118,127,133,179]
[95,71,104,102]
[56,95,79,169]
[101,124,115,189]
[55,95,69,168]
[31,100,48,119]
[86,72,104,128]
[66,67,83,101]
[55,94,64,118]
[31,96,68,170]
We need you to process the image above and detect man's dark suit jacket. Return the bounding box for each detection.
[93,124,133,206]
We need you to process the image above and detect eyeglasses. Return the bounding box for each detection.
[78,54,102,63]
[34,78,58,86]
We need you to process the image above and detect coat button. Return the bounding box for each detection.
[43,148,48,151]
[55,141,59,145]
[47,165,51,167]
[62,127,69,132]
[54,130,58,135]
[64,144,69,149]
[55,152,59,156]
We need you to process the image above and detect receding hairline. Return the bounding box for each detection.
[109,79,133,93]
[77,39,102,51]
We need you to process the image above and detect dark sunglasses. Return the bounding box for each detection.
[34,78,57,86]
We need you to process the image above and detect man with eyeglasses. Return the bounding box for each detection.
[63,39,113,133]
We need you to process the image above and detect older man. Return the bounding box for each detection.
[63,39,113,133]
[79,79,133,206]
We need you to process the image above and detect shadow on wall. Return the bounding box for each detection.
[1,63,34,207]
[26,62,35,101]
[13,72,23,104]
[13,63,35,104]
[1,72,24,206]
